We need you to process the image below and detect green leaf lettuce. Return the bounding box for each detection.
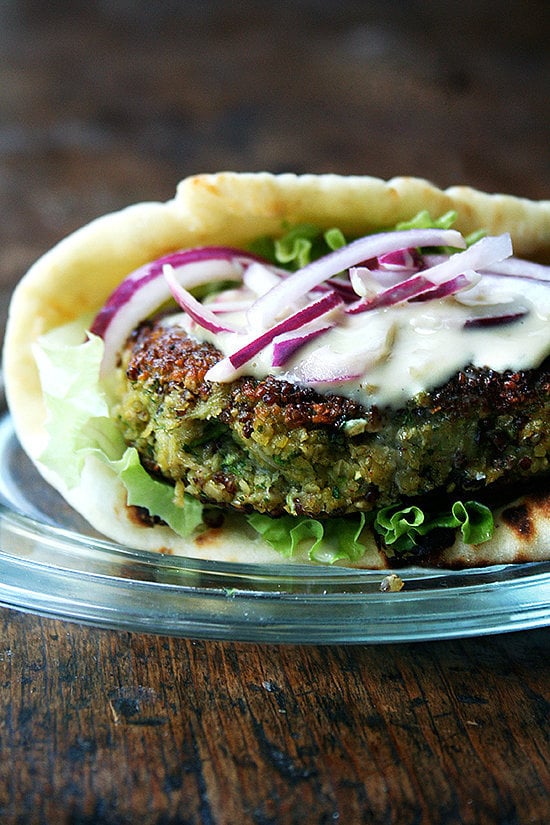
[33,323,203,537]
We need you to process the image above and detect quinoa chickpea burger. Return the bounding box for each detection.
[4,172,550,568]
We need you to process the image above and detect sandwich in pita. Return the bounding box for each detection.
[4,172,550,568]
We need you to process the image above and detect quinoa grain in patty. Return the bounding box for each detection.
[115,320,550,519]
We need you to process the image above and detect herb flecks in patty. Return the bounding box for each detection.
[115,321,550,519]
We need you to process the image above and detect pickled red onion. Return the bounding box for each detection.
[90,247,267,376]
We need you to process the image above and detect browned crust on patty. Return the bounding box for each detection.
[125,320,381,432]
[116,321,550,526]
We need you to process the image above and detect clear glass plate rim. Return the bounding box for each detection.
[3,482,549,591]
[0,392,549,641]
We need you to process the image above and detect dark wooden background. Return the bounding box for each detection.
[0,2,549,823]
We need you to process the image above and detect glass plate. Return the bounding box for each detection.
[0,382,549,643]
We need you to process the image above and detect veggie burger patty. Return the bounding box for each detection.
[5,172,550,566]
[117,319,550,520]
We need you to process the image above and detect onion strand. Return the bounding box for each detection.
[90,229,537,390]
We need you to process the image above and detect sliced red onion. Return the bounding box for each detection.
[412,270,481,301]
[208,299,254,314]
[347,235,511,314]
[245,264,288,329]
[90,247,265,376]
[324,276,358,301]
[162,264,239,334]
[347,273,437,312]
[243,262,293,331]
[206,285,257,313]
[378,247,420,271]
[280,323,390,384]
[205,291,343,383]
[245,228,465,329]
[415,233,512,286]
[271,323,334,367]
[349,266,415,298]
[349,266,373,298]
[464,310,528,328]
[89,227,535,396]
[480,257,550,283]
[91,246,258,337]
[421,253,448,268]
[243,261,286,295]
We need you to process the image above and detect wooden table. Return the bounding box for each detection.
[0,609,548,824]
[0,3,549,822]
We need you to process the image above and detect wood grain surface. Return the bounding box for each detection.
[0,2,549,823]
[0,609,548,825]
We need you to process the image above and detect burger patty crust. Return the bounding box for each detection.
[114,320,550,519]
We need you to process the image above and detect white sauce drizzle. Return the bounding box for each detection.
[167,275,550,410]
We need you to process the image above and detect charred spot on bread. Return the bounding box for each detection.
[501,503,535,539]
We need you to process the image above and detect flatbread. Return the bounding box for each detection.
[4,172,550,567]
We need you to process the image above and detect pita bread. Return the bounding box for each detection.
[4,172,550,567]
